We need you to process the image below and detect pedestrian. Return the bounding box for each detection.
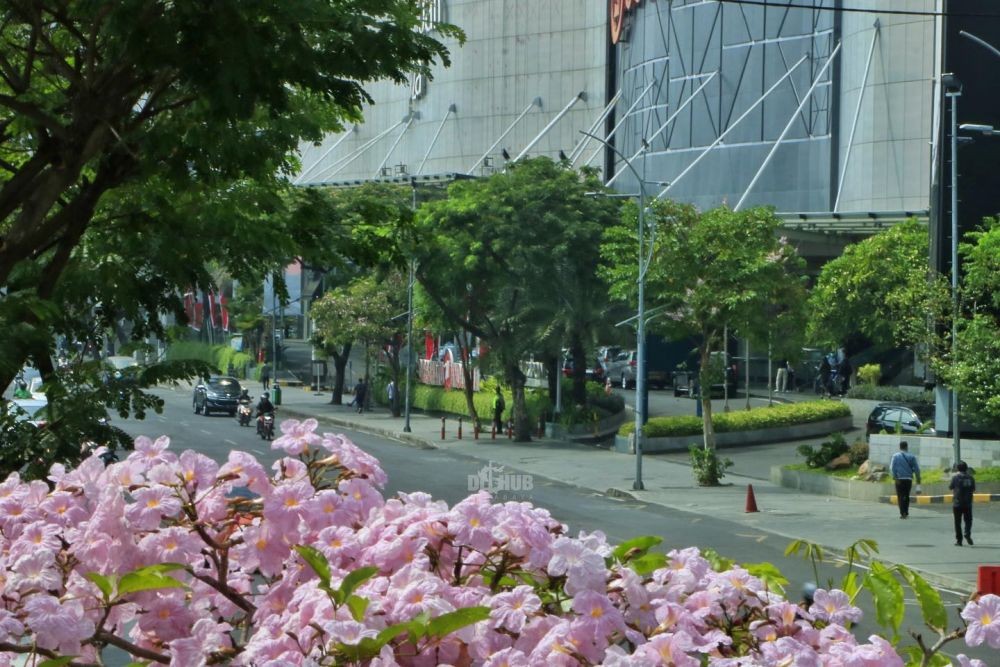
[350,378,363,409]
[387,379,396,408]
[838,356,852,395]
[818,356,831,396]
[950,461,976,546]
[786,360,796,393]
[775,360,788,393]
[604,377,613,397]
[260,363,271,392]
[889,440,921,519]
[492,386,506,432]
[355,377,367,414]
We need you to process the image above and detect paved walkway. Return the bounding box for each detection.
[274,388,999,594]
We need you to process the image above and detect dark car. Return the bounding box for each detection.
[193,377,243,416]
[865,403,935,440]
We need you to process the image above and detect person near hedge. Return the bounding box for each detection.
[492,386,506,433]
[950,461,976,546]
[889,440,921,519]
[260,363,271,392]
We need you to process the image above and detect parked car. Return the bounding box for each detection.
[561,352,607,382]
[193,377,243,416]
[605,350,670,389]
[865,403,935,440]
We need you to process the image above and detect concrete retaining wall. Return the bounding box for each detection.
[772,465,1000,502]
[613,416,854,454]
[869,434,1000,471]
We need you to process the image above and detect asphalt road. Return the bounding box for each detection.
[110,388,988,663]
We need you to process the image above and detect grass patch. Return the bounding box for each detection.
[783,463,1000,485]
[619,400,850,437]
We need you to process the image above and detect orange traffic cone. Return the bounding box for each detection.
[745,484,759,513]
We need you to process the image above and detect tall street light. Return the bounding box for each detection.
[581,131,654,491]
[403,179,418,432]
[942,72,962,466]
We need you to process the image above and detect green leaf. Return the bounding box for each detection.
[339,566,379,601]
[627,552,668,576]
[406,611,431,641]
[426,607,490,639]
[701,548,735,572]
[840,571,861,602]
[38,658,76,667]
[864,563,904,635]
[744,562,789,595]
[86,572,115,601]
[346,594,369,622]
[295,545,332,587]
[117,569,186,598]
[897,565,947,632]
[611,535,663,562]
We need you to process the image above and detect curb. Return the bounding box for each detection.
[279,404,978,595]
[880,494,1000,504]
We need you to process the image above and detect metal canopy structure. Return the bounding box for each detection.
[299,171,476,190]
[777,209,929,235]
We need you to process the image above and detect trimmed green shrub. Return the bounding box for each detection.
[618,400,850,437]
[167,342,252,378]
[689,445,733,486]
[844,384,933,405]
[797,432,848,468]
[395,383,551,424]
[856,363,880,386]
[848,439,869,466]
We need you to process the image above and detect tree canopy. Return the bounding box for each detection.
[602,202,806,460]
[0,0,458,475]
[413,158,619,439]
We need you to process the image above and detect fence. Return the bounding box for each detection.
[418,359,481,391]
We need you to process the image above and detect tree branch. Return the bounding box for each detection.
[93,630,170,664]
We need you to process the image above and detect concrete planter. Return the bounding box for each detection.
[613,416,854,454]
[772,465,1000,502]
[869,433,1000,471]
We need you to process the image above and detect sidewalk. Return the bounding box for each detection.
[276,389,997,594]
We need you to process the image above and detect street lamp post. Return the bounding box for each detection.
[581,131,653,491]
[403,179,418,432]
[943,73,962,466]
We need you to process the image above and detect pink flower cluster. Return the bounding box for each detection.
[0,418,994,665]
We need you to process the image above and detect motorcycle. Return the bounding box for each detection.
[257,412,275,440]
[237,400,253,427]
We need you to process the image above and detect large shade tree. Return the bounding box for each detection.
[805,220,947,351]
[414,158,619,440]
[0,0,457,475]
[602,202,806,474]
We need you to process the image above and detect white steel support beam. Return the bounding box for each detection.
[606,72,717,187]
[735,43,841,211]
[834,24,879,212]
[657,54,809,200]
[467,98,541,174]
[568,89,622,164]
[312,120,404,182]
[514,92,586,162]
[580,81,656,167]
[374,114,417,178]
[417,104,456,175]
[295,127,355,184]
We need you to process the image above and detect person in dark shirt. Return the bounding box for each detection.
[949,461,976,546]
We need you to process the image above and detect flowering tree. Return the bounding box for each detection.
[0,420,994,665]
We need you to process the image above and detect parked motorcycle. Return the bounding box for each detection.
[237,400,253,427]
[257,412,275,440]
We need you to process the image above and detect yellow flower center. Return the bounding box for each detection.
[469,518,480,528]
[256,538,267,550]
[284,497,299,508]
[590,607,603,618]
[981,612,993,626]
[146,499,160,509]
[158,609,171,619]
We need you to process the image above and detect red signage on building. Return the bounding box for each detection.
[610,0,642,44]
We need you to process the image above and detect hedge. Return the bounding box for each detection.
[845,384,933,405]
[166,342,253,379]
[618,400,851,438]
[367,376,552,423]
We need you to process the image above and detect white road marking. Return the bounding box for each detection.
[199,429,211,436]
[224,439,238,446]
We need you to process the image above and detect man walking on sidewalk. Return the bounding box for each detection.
[950,461,975,546]
[890,440,921,519]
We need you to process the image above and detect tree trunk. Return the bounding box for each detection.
[329,343,352,404]
[388,338,402,417]
[510,364,531,441]
[569,339,588,405]
[457,336,478,424]
[700,343,717,451]
[543,353,558,406]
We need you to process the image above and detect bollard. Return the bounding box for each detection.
[537,415,545,438]
[458,417,463,440]
[440,417,446,440]
[507,419,513,439]
[491,424,496,440]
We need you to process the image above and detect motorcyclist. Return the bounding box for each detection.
[12,381,31,399]
[256,391,275,430]
[238,388,252,405]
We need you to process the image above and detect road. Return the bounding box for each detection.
[106,387,993,664]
